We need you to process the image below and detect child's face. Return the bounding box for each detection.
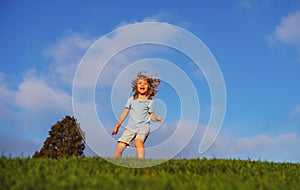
[137,79,149,95]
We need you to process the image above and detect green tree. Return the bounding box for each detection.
[33,116,85,158]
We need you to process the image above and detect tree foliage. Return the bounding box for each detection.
[33,116,85,158]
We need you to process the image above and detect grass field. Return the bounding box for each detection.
[1,156,299,189]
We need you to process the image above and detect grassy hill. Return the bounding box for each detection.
[1,156,299,189]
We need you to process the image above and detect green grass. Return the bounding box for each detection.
[1,156,299,190]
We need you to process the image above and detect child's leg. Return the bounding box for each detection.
[134,139,145,158]
[115,129,135,158]
[114,142,127,158]
[134,131,149,159]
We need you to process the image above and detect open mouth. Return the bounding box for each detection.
[140,87,145,90]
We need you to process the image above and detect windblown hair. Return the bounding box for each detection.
[132,72,160,100]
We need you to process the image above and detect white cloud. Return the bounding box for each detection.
[205,132,300,162]
[43,32,95,87]
[43,32,93,64]
[73,22,184,90]
[0,73,74,156]
[0,32,85,123]
[143,12,173,22]
[234,133,295,151]
[270,10,300,48]
[117,12,187,28]
[14,77,71,112]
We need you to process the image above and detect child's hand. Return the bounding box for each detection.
[156,116,163,123]
[112,127,119,135]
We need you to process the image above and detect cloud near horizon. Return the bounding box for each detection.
[204,131,300,162]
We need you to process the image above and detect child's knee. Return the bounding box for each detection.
[134,139,144,148]
[117,142,127,150]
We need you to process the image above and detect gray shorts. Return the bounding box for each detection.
[118,128,149,146]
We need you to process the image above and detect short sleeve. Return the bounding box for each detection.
[148,100,154,113]
[125,97,132,109]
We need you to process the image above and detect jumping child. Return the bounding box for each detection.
[112,72,163,158]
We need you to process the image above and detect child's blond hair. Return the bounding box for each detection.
[131,72,160,100]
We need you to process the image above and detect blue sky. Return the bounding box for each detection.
[1,0,300,162]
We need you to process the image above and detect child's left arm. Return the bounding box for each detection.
[149,113,163,123]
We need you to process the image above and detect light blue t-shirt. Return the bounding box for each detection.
[125,96,154,132]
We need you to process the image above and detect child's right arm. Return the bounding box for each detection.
[112,108,130,135]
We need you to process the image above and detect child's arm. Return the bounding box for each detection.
[149,112,163,123]
[112,108,130,135]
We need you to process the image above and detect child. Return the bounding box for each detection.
[112,72,163,159]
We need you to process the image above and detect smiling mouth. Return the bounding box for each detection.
[140,88,145,90]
